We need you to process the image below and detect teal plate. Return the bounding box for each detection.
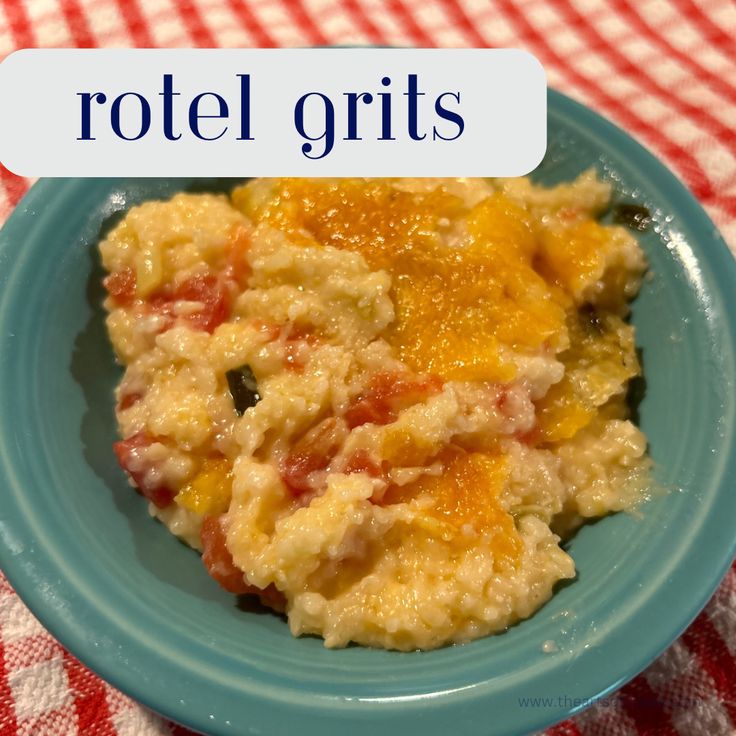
[1,90,735,736]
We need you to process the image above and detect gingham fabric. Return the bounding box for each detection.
[0,1,734,734]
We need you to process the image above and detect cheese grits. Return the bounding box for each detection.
[100,174,651,651]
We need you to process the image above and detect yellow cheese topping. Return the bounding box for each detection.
[385,447,521,568]
[175,457,233,516]
[233,179,569,383]
[230,178,642,536]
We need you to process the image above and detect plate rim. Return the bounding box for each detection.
[0,87,735,736]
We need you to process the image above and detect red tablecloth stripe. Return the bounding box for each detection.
[0,639,19,735]
[679,0,736,59]
[554,0,736,167]
[619,0,736,107]
[62,652,117,736]
[225,0,278,47]
[286,0,335,45]
[3,0,33,46]
[618,676,680,736]
[681,611,736,727]
[0,164,28,207]
[114,0,155,47]
[384,0,437,47]
[436,0,487,47]
[59,0,96,47]
[176,0,219,47]
[496,0,717,203]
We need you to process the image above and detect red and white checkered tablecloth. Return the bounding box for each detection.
[0,1,734,734]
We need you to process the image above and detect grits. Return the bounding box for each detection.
[100,175,651,651]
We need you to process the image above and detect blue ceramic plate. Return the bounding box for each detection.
[0,90,735,736]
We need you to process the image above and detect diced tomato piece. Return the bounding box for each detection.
[344,449,385,478]
[113,432,175,508]
[558,207,580,222]
[113,431,148,463]
[496,386,511,416]
[226,225,252,286]
[344,372,444,429]
[286,324,317,343]
[149,273,232,334]
[103,267,136,306]
[281,325,318,372]
[117,391,143,411]
[373,371,444,402]
[174,274,232,333]
[283,342,304,372]
[281,451,327,494]
[281,418,345,495]
[200,515,251,594]
[146,295,176,334]
[514,428,538,446]
[344,398,392,428]
[258,582,287,612]
[344,450,390,503]
[252,319,280,341]
[200,515,286,611]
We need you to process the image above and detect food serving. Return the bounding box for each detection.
[99,175,651,651]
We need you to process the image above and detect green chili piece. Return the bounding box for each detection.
[612,203,651,231]
[226,365,260,416]
[580,303,604,334]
